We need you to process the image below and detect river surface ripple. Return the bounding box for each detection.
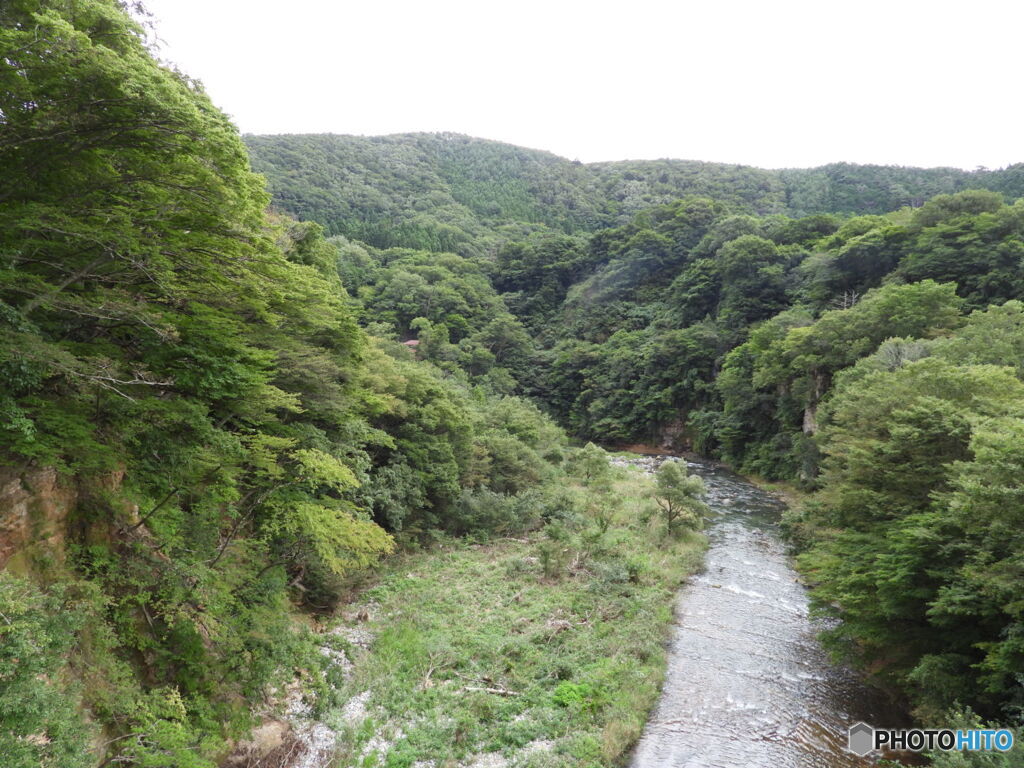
[625,455,898,768]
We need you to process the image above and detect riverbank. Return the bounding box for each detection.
[607,446,809,515]
[292,464,706,767]
[740,475,810,509]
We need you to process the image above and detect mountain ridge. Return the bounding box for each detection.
[246,130,1012,172]
[244,131,1024,256]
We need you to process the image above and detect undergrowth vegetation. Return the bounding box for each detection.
[323,458,705,768]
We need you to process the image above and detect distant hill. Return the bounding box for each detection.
[244,132,1024,255]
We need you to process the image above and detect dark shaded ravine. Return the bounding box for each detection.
[624,455,904,768]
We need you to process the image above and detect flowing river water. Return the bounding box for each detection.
[623,454,905,768]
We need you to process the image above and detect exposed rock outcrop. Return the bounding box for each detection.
[0,466,77,570]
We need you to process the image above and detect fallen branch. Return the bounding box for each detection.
[462,685,520,697]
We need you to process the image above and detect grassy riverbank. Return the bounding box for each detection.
[317,465,706,767]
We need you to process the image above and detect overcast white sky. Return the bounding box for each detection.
[140,0,1023,169]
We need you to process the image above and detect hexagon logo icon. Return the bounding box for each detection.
[847,722,874,756]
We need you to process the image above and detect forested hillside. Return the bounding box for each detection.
[246,132,1024,257]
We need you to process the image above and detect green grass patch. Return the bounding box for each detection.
[325,467,706,767]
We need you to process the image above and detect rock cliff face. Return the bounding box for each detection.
[0,466,77,570]
[655,417,691,451]
[0,466,131,571]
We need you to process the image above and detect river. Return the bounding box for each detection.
[623,455,904,768]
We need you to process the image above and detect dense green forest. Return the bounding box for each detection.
[246,131,1024,257]
[513,192,1024,729]
[4,1,1024,766]
[250,135,1024,741]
